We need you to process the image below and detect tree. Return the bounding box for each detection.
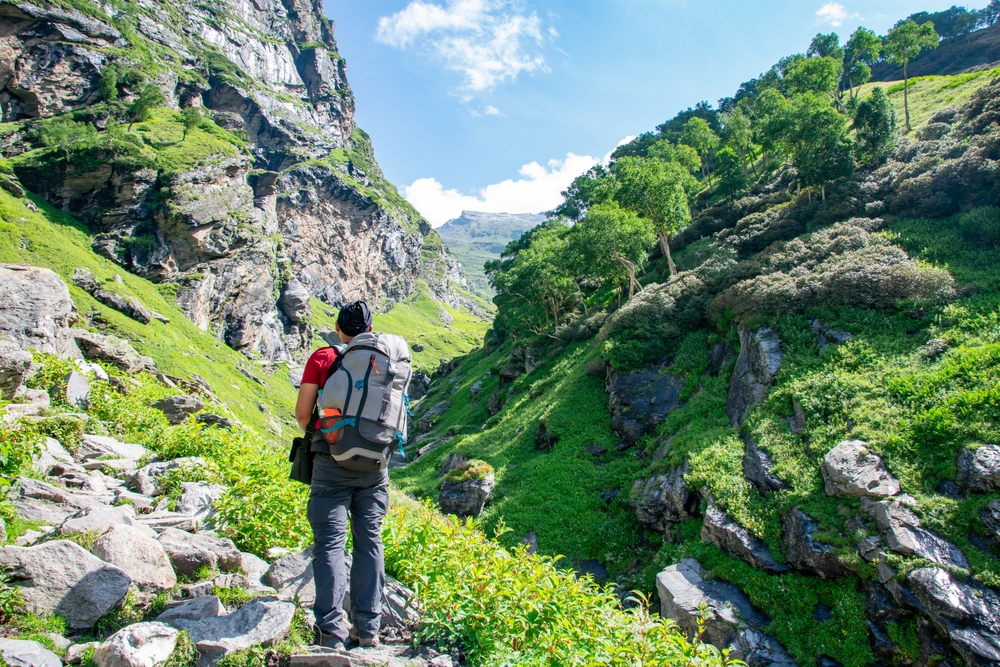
[720,107,757,176]
[127,84,166,131]
[807,33,845,63]
[908,7,979,39]
[569,202,656,300]
[548,165,617,221]
[98,65,119,102]
[680,117,720,190]
[612,157,695,277]
[784,56,845,110]
[982,0,1000,27]
[853,87,898,167]
[750,88,793,168]
[844,27,882,100]
[790,94,856,199]
[885,20,940,132]
[180,106,202,140]
[647,140,701,174]
[37,119,97,161]
[715,146,747,201]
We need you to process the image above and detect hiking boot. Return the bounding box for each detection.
[313,626,346,651]
[349,627,380,648]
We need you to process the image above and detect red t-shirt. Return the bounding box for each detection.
[301,347,341,429]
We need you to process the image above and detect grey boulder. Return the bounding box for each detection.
[34,437,74,475]
[157,528,242,577]
[175,597,295,666]
[701,507,787,573]
[77,434,148,463]
[239,552,270,585]
[630,464,699,533]
[93,622,178,667]
[151,395,205,425]
[58,505,154,538]
[782,508,850,579]
[607,366,685,443]
[908,567,1000,667]
[264,546,316,606]
[72,268,152,326]
[65,371,91,409]
[0,639,62,667]
[957,445,1000,493]
[0,264,80,357]
[156,596,227,626]
[726,325,783,427]
[861,498,968,569]
[128,458,205,496]
[92,525,177,590]
[0,540,131,629]
[438,471,494,518]
[743,436,787,493]
[0,340,34,399]
[175,482,226,519]
[72,330,150,374]
[821,440,900,498]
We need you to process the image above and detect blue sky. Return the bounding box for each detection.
[323,0,979,225]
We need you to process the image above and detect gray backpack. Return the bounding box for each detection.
[318,332,412,472]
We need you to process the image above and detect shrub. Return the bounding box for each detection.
[444,459,493,484]
[0,574,23,623]
[0,420,42,477]
[959,206,1000,245]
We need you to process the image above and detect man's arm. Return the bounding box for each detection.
[295,383,320,432]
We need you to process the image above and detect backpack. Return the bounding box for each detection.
[289,344,346,486]
[316,332,412,472]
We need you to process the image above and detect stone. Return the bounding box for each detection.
[195,413,235,429]
[73,268,152,326]
[821,440,900,498]
[157,528,242,578]
[956,445,1000,492]
[407,373,431,401]
[156,596,227,626]
[861,498,968,569]
[782,508,850,579]
[264,546,316,606]
[93,622,178,667]
[630,464,699,533]
[907,567,1000,666]
[34,437,73,475]
[607,367,685,443]
[438,471,494,518]
[77,434,148,463]
[0,639,62,667]
[128,458,206,496]
[534,422,558,451]
[486,391,502,416]
[152,395,205,425]
[139,512,199,533]
[0,540,131,629]
[811,319,854,349]
[522,531,539,554]
[981,499,1000,547]
[656,558,767,647]
[726,325,783,427]
[174,597,295,665]
[239,552,270,584]
[701,506,788,573]
[0,265,80,357]
[175,482,226,519]
[65,371,91,409]
[58,505,154,538]
[0,340,34,399]
[280,279,312,323]
[707,342,734,377]
[469,380,483,398]
[416,401,449,433]
[92,525,177,590]
[743,436,787,494]
[72,330,148,373]
[66,643,101,665]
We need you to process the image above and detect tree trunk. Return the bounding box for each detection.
[821,184,826,201]
[628,267,636,299]
[903,62,911,133]
[660,234,677,278]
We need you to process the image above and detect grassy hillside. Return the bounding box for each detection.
[859,67,999,132]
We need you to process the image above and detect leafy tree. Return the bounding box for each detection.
[180,106,202,140]
[750,88,793,168]
[807,33,845,63]
[982,0,1000,27]
[612,157,695,277]
[646,140,701,174]
[844,27,882,100]
[656,102,721,143]
[715,146,747,201]
[127,84,166,131]
[720,107,757,177]
[885,20,940,132]
[569,202,655,300]
[680,117,720,190]
[784,56,845,110]
[548,165,617,221]
[37,119,97,161]
[98,65,119,102]
[853,87,898,167]
[486,220,579,332]
[908,6,979,39]
[609,132,660,160]
[790,94,855,199]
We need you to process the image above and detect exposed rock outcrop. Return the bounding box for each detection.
[726,325,783,427]
[782,508,850,579]
[701,507,788,574]
[821,440,900,498]
[0,265,79,356]
[630,464,699,533]
[607,366,685,443]
[743,435,786,494]
[957,444,1000,493]
[861,498,969,569]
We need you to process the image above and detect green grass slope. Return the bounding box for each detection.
[859,68,999,132]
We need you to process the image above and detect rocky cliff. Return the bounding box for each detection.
[0,0,446,361]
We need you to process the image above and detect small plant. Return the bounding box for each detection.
[959,206,1000,245]
[211,586,260,609]
[163,631,198,667]
[65,529,104,553]
[444,459,493,484]
[0,574,24,622]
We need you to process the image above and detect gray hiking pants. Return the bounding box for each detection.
[307,470,388,642]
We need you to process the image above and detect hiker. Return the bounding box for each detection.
[296,300,413,650]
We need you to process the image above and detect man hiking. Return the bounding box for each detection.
[296,300,412,650]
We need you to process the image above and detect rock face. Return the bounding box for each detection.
[93,623,178,667]
[862,498,968,569]
[821,440,900,498]
[0,639,62,667]
[92,525,177,590]
[743,436,786,494]
[72,269,152,325]
[0,340,34,399]
[152,395,205,424]
[0,265,79,356]
[438,470,495,518]
[630,464,699,533]
[701,507,788,574]
[0,540,131,629]
[782,508,850,579]
[726,325,783,427]
[956,445,1000,492]
[607,367,685,443]
[0,0,452,363]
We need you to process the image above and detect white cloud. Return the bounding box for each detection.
[485,105,502,116]
[376,0,549,96]
[815,2,859,26]
[404,153,600,226]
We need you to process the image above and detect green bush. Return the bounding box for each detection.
[959,206,1000,245]
[443,459,493,483]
